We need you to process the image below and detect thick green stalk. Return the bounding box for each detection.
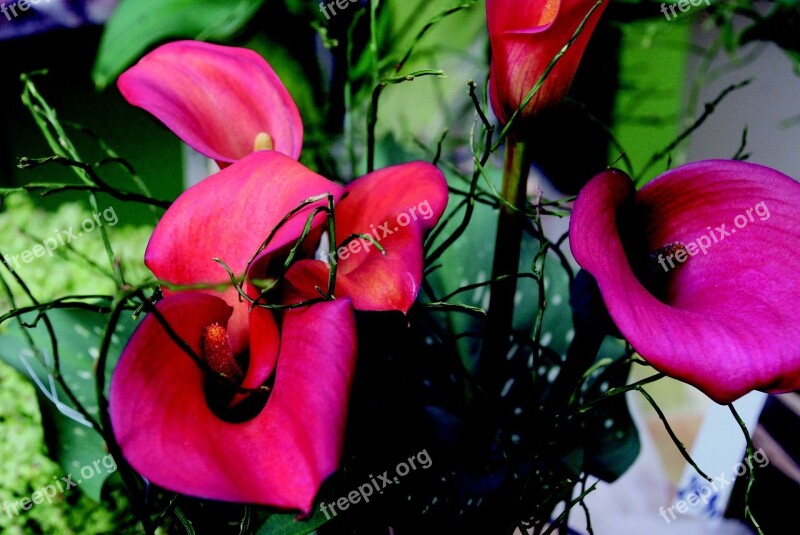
[478,137,531,397]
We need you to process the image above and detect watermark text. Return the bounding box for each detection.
[320,449,432,519]
[661,0,711,22]
[651,201,769,273]
[659,448,768,523]
[1,0,52,22]
[319,0,361,21]
[1,206,119,272]
[323,199,434,266]
[3,454,117,517]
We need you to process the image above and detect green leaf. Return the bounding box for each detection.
[255,504,330,535]
[426,165,573,371]
[0,187,27,196]
[0,308,137,500]
[581,339,641,482]
[92,0,267,89]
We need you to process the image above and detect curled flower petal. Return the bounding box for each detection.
[146,151,344,352]
[110,294,357,511]
[570,161,800,403]
[118,40,302,163]
[487,0,608,126]
[241,304,280,390]
[284,162,448,313]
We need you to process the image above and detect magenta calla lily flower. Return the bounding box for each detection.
[487,0,608,127]
[118,40,302,165]
[110,151,447,510]
[110,293,357,511]
[570,160,800,404]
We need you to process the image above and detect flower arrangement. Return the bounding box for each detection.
[2,0,800,533]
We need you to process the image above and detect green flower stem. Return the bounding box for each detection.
[728,403,764,535]
[478,137,531,397]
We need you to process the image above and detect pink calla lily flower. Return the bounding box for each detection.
[110,293,357,511]
[110,151,447,510]
[142,151,343,356]
[570,160,800,403]
[487,0,608,127]
[118,40,303,165]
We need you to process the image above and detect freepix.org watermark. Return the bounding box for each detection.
[652,201,769,273]
[319,449,432,519]
[3,454,117,517]
[318,0,361,20]
[1,206,118,272]
[658,448,769,524]
[1,0,51,21]
[324,199,435,267]
[660,0,710,22]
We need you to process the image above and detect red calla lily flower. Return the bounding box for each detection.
[487,0,608,127]
[284,162,449,313]
[118,40,302,165]
[110,151,447,511]
[570,160,800,404]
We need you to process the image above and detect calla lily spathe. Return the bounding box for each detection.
[487,0,608,127]
[118,40,303,165]
[110,151,448,511]
[111,293,357,511]
[570,160,800,403]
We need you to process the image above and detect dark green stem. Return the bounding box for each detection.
[478,138,531,397]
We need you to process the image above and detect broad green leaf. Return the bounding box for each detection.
[581,338,641,482]
[0,308,137,500]
[92,0,267,89]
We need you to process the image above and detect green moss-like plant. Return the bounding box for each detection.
[0,193,153,309]
[0,193,152,532]
[0,361,132,534]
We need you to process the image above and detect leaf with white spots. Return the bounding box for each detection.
[580,338,640,482]
[0,308,137,500]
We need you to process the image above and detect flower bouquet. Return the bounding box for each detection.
[2,0,800,533]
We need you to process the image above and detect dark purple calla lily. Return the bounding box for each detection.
[570,160,800,403]
[118,40,303,166]
[110,151,447,510]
